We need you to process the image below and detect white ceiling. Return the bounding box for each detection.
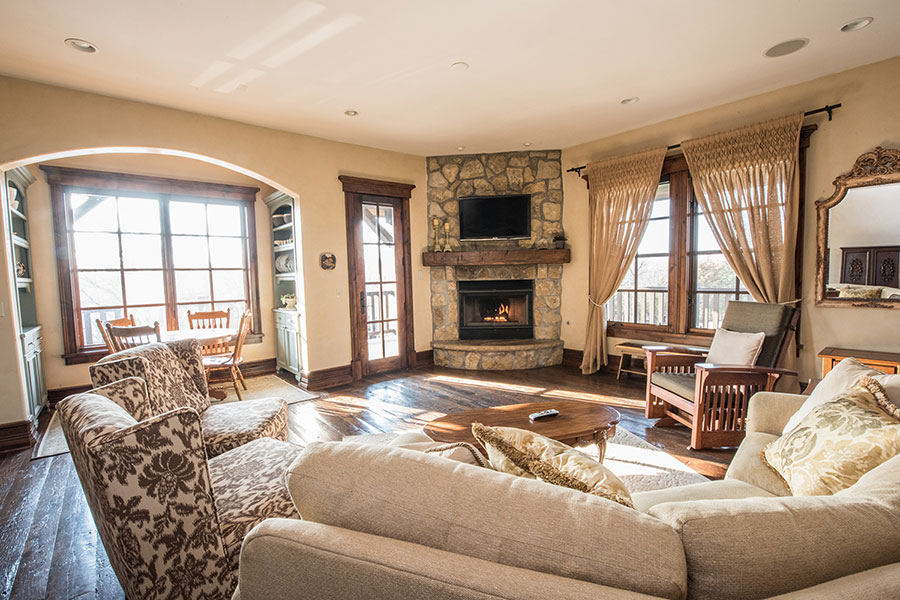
[1,1,899,156]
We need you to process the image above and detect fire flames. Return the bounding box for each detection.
[483,303,510,322]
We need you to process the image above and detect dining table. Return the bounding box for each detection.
[161,327,236,346]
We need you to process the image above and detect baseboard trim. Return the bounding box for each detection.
[48,358,279,404]
[562,348,583,368]
[415,350,434,369]
[0,419,37,452]
[301,364,354,391]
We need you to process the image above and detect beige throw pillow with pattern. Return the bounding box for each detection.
[472,423,634,508]
[764,376,900,496]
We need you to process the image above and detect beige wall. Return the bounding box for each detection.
[0,75,429,424]
[26,154,281,389]
[561,55,900,381]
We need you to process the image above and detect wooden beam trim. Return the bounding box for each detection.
[338,175,416,198]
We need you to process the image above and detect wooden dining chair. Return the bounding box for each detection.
[203,311,251,400]
[106,322,162,352]
[96,315,136,353]
[187,309,231,356]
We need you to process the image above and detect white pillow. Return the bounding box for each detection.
[782,357,900,434]
[705,328,765,366]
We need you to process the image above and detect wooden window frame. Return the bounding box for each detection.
[605,125,815,345]
[42,166,263,365]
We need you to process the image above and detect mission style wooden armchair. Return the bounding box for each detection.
[644,301,799,450]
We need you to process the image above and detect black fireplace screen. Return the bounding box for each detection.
[458,280,534,340]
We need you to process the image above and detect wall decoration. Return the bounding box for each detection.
[319,252,336,270]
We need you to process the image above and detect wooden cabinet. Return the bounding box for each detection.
[819,347,900,377]
[840,245,900,289]
[265,191,304,382]
[5,167,45,423]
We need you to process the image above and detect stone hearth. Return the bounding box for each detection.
[432,339,564,370]
[426,149,565,370]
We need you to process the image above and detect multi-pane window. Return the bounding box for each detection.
[607,181,670,325]
[691,201,752,329]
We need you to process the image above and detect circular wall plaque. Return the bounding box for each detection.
[320,252,336,270]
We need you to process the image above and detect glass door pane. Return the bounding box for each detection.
[362,202,400,360]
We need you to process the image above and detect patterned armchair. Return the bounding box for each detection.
[58,377,302,600]
[90,340,288,457]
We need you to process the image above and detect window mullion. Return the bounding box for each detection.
[160,196,178,331]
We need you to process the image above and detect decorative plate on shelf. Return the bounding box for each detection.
[275,253,295,273]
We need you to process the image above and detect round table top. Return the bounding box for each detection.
[423,400,620,447]
[161,327,236,344]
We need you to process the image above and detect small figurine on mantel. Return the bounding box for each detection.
[442,221,453,252]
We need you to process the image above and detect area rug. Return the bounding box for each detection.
[33,375,318,459]
[343,426,708,493]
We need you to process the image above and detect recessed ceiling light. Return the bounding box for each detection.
[620,97,640,105]
[522,142,532,147]
[450,61,469,72]
[343,109,359,116]
[65,38,97,53]
[456,146,465,151]
[841,17,873,32]
[764,38,808,58]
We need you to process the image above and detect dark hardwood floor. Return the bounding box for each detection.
[0,364,733,599]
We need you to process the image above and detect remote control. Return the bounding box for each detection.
[529,409,559,422]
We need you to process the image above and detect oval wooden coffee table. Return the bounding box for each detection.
[424,400,620,462]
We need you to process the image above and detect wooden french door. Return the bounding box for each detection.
[340,176,416,378]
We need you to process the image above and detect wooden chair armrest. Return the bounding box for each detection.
[694,364,797,377]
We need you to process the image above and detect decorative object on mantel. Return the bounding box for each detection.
[319,252,336,270]
[431,218,443,252]
[552,230,567,249]
[442,221,452,252]
[816,146,900,309]
[281,293,297,309]
[274,253,294,273]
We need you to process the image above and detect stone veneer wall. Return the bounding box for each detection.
[426,150,564,342]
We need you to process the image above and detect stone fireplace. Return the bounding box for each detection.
[458,280,534,340]
[425,149,567,370]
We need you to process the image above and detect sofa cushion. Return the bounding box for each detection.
[208,437,302,564]
[724,431,791,496]
[648,467,900,600]
[763,562,900,600]
[631,479,774,513]
[783,357,900,433]
[286,442,688,600]
[764,377,900,496]
[201,397,289,457]
[472,423,633,507]
[651,372,696,400]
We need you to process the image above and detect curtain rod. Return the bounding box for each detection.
[565,103,842,176]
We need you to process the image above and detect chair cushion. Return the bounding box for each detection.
[208,437,303,564]
[631,479,774,513]
[706,328,765,366]
[650,371,696,401]
[201,398,289,457]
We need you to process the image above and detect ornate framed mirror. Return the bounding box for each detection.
[816,147,900,308]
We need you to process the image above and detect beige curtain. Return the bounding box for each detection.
[580,147,667,374]
[681,113,803,303]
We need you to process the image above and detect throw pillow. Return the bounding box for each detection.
[763,376,900,496]
[471,423,633,508]
[837,286,883,299]
[782,357,900,434]
[705,328,765,366]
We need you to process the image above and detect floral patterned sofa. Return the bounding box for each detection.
[90,339,288,456]
[58,377,302,600]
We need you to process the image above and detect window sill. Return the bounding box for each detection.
[607,323,713,347]
[63,332,264,366]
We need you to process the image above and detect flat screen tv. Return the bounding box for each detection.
[458,194,531,240]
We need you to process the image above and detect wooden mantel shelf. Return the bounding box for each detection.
[422,248,570,267]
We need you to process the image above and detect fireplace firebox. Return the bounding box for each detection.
[458,280,534,340]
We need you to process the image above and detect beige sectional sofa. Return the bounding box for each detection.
[235,392,900,599]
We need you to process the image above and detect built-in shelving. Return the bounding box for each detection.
[272,222,293,232]
[12,235,29,249]
[274,273,296,281]
[266,191,303,383]
[273,243,294,253]
[9,207,26,221]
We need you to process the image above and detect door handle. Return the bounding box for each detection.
[360,291,366,315]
